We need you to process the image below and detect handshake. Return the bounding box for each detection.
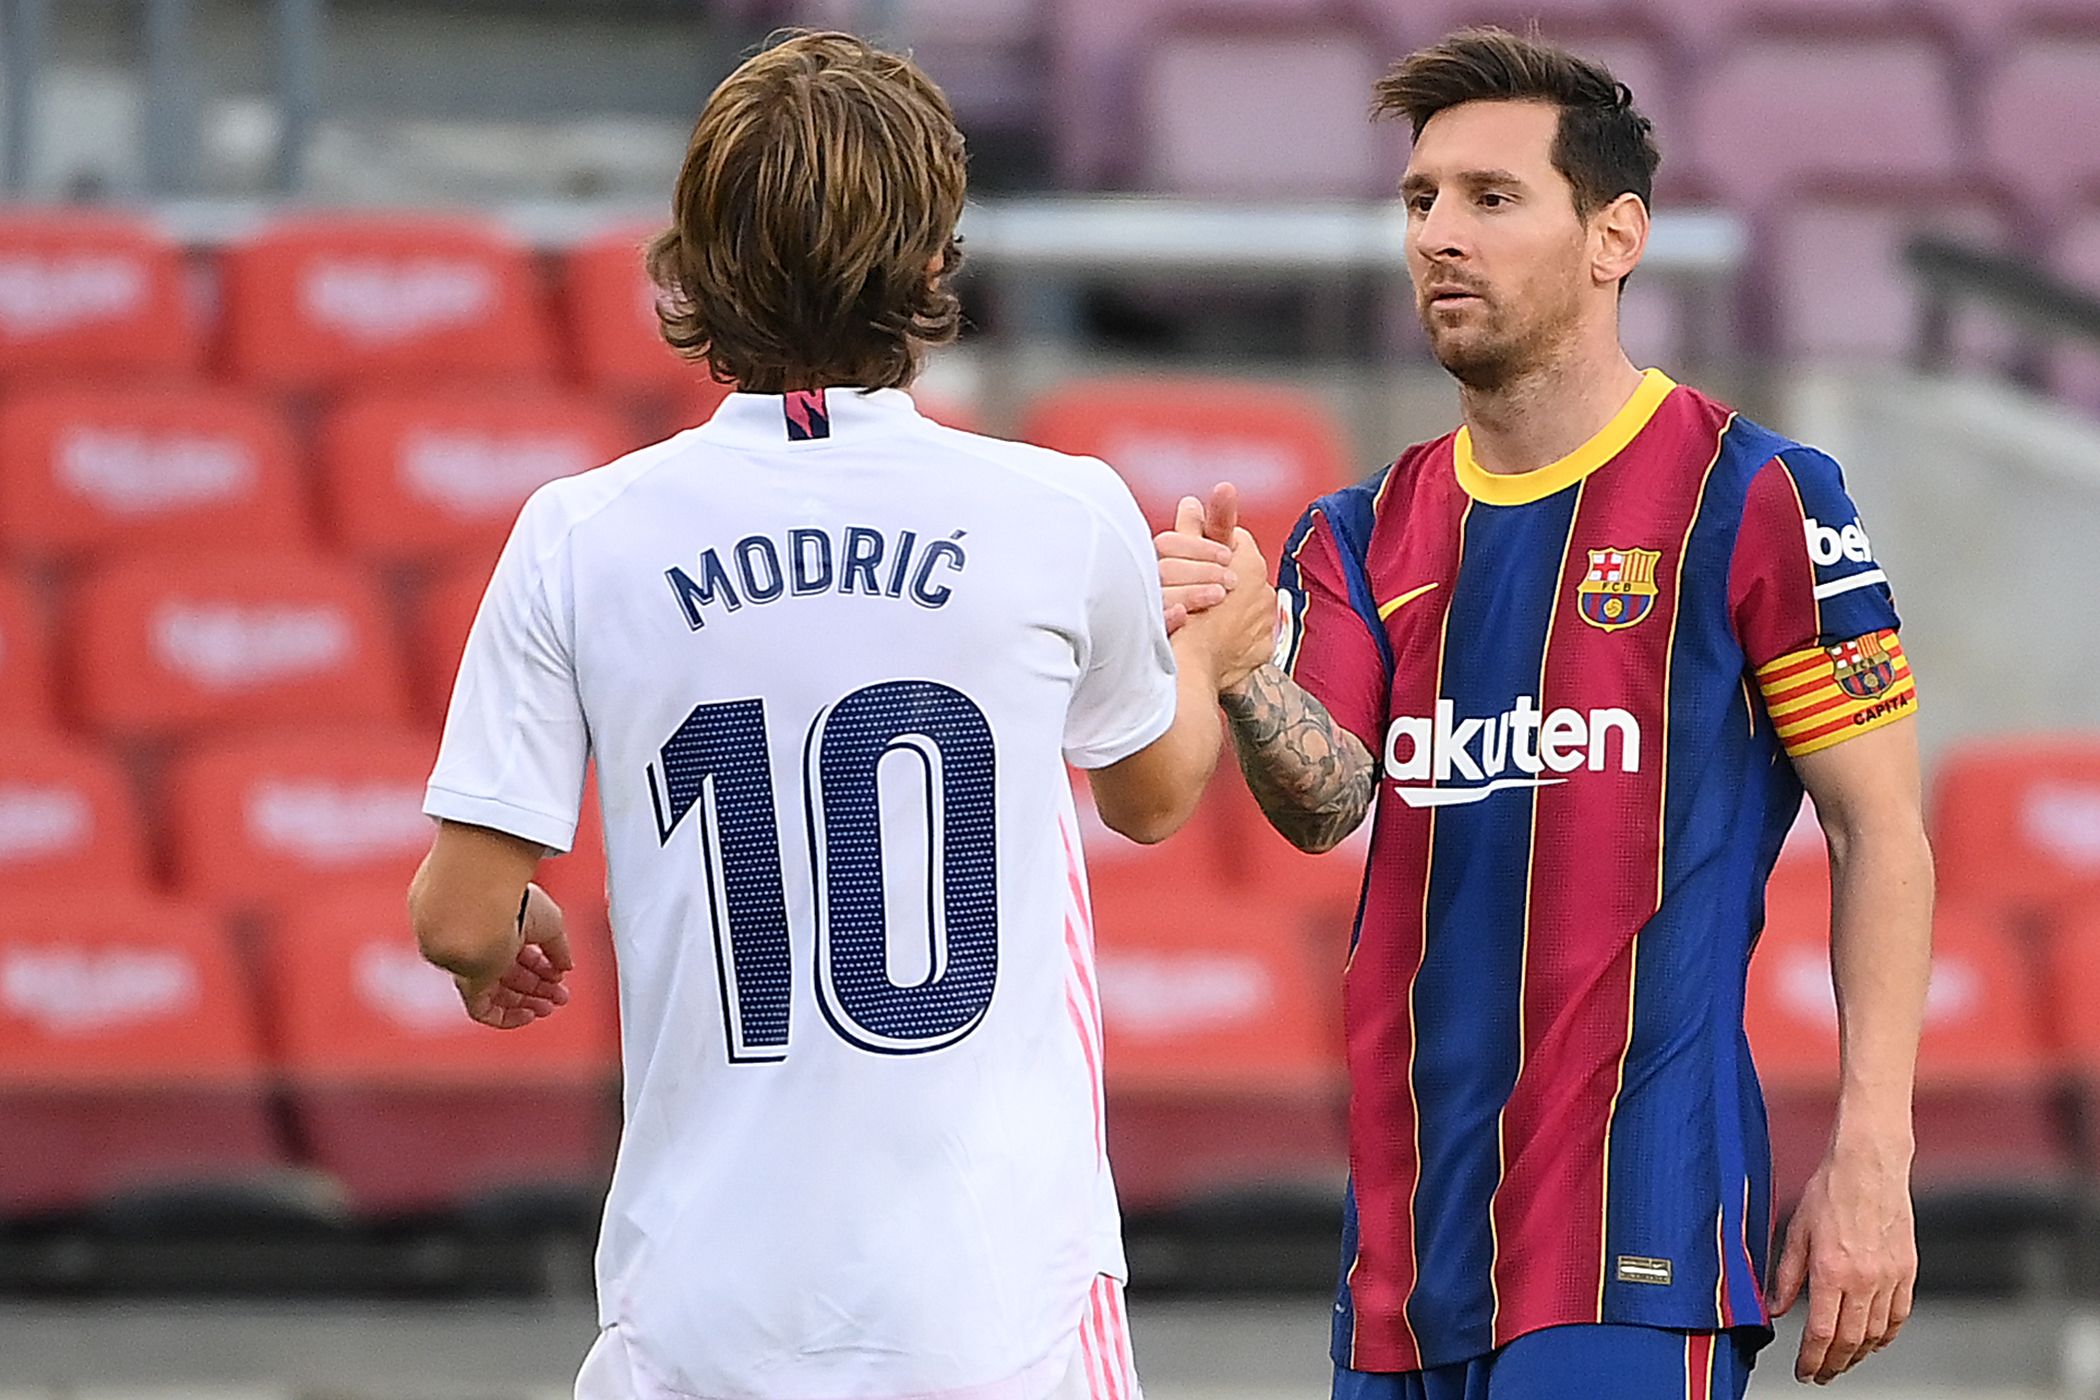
[1155,482,1277,696]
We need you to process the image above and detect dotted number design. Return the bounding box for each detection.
[650,680,998,1062]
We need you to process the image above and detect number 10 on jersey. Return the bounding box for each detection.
[647,679,1000,1063]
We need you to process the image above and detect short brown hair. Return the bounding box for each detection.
[1374,27,1660,221]
[646,30,967,394]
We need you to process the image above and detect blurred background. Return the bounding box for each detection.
[2,0,2099,1397]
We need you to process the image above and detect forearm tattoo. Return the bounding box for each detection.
[1218,664,1377,854]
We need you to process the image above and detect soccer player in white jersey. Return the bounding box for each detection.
[406,30,1271,1400]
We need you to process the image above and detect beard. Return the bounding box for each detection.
[1427,314,1526,391]
[1418,278,1584,393]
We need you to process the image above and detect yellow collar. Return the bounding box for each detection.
[1452,368,1677,507]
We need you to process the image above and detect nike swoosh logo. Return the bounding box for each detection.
[1377,582,1440,619]
[1391,776,1567,808]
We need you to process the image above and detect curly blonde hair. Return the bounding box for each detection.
[646,30,967,394]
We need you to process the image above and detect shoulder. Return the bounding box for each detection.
[1688,397,1858,525]
[512,430,703,564]
[1294,434,1450,556]
[920,421,1151,538]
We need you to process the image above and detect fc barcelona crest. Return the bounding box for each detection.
[1829,633,1897,700]
[1576,547,1661,632]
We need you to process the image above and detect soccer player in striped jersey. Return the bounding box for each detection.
[1160,28,1931,1400]
[405,31,1275,1400]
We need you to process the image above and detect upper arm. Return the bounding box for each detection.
[423,484,591,852]
[1794,715,1924,843]
[1062,461,1179,771]
[1734,450,1916,763]
[1276,506,1388,753]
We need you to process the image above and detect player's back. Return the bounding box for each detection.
[431,388,1171,1400]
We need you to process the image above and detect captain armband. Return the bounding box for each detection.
[1754,629,1916,758]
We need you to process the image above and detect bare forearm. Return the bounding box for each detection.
[409,828,536,982]
[1827,818,1934,1147]
[1218,664,1375,853]
[1090,636,1224,844]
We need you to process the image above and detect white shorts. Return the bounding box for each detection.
[1048,1274,1143,1400]
[576,1275,1141,1400]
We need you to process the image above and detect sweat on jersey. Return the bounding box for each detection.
[424,387,1176,1400]
[1275,369,1913,1374]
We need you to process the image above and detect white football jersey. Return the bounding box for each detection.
[425,388,1175,1400]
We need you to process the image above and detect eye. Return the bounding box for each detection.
[1408,193,1436,214]
[1479,191,1510,209]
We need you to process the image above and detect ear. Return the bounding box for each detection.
[1592,192,1649,289]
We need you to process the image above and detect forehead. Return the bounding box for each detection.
[1403,98,1562,182]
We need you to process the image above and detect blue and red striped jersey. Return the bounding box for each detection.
[1277,370,1912,1373]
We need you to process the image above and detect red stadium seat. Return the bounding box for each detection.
[0,571,52,731]
[0,894,282,1216]
[1020,377,1354,568]
[0,385,308,562]
[266,884,617,1215]
[2048,901,2100,1072]
[67,553,407,739]
[1066,763,1239,902]
[1092,874,1346,1208]
[1050,0,1333,187]
[166,729,438,912]
[0,737,148,898]
[1661,0,1919,44]
[1366,0,1655,41]
[789,0,1039,123]
[1759,183,2021,362]
[1982,37,2100,217]
[561,225,691,394]
[1931,736,2100,922]
[1917,0,2100,45]
[1687,33,1961,204]
[1139,24,1393,198]
[1747,870,2068,1207]
[0,210,199,379]
[220,215,556,390]
[671,374,736,433]
[2049,900,2100,1167]
[412,561,490,724]
[1214,762,1370,959]
[318,389,630,564]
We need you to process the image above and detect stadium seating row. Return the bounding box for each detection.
[0,887,620,1217]
[6,744,2100,1220]
[0,376,1340,573]
[0,212,687,393]
[7,183,2100,398]
[1060,16,2100,203]
[1118,26,2100,370]
[771,0,2100,145]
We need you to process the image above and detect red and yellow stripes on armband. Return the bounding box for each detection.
[1755,629,1917,758]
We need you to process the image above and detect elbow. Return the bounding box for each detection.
[1285,825,1344,856]
[1100,802,1183,847]
[1097,788,1196,846]
[408,865,507,981]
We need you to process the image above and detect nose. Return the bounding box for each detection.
[1411,191,1467,265]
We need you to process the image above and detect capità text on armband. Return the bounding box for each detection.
[664,524,967,630]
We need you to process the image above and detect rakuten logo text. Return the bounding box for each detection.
[1384,696,1641,808]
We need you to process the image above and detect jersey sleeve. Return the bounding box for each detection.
[1276,505,1388,751]
[424,483,590,851]
[1731,448,1915,759]
[1061,463,1178,770]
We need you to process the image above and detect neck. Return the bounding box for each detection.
[1458,339,1646,476]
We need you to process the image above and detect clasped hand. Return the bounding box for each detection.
[1155,482,1276,693]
